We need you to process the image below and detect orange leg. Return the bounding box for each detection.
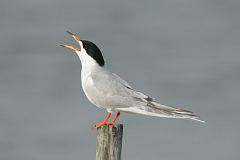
[95,112,111,128]
[95,112,121,128]
[106,112,121,125]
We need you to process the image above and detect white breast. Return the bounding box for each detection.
[81,73,100,107]
[76,50,144,110]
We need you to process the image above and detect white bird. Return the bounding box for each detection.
[61,31,204,128]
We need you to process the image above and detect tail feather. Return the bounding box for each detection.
[147,101,205,122]
[117,99,205,123]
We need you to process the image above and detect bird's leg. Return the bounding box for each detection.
[95,112,111,128]
[106,112,121,125]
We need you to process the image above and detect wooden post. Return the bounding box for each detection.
[96,124,123,160]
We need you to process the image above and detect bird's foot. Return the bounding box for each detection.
[95,122,115,129]
[95,112,121,129]
[95,122,111,129]
[106,121,114,125]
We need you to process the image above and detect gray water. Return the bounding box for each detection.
[1,0,240,160]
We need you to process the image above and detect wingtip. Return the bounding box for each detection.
[192,117,206,123]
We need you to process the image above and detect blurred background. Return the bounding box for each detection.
[1,0,240,160]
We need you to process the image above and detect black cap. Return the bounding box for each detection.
[82,40,105,66]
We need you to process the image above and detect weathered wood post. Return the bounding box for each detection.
[96,124,123,160]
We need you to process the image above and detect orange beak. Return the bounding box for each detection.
[60,31,81,52]
[60,44,80,52]
[66,31,81,42]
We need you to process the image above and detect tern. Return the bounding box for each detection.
[61,31,204,128]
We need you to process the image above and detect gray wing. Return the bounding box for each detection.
[111,73,132,89]
[90,70,204,122]
[91,70,142,96]
[118,94,204,122]
[89,70,148,108]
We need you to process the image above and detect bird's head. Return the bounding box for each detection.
[61,31,105,67]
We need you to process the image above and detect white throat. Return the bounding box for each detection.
[75,41,104,87]
[76,49,103,94]
[76,49,104,89]
[77,52,100,73]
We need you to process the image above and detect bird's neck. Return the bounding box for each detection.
[77,53,103,76]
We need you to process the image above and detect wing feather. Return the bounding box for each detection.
[90,69,204,122]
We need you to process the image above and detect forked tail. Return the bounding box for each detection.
[117,100,205,123]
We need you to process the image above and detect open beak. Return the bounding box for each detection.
[60,44,80,52]
[66,31,81,42]
[60,31,81,52]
